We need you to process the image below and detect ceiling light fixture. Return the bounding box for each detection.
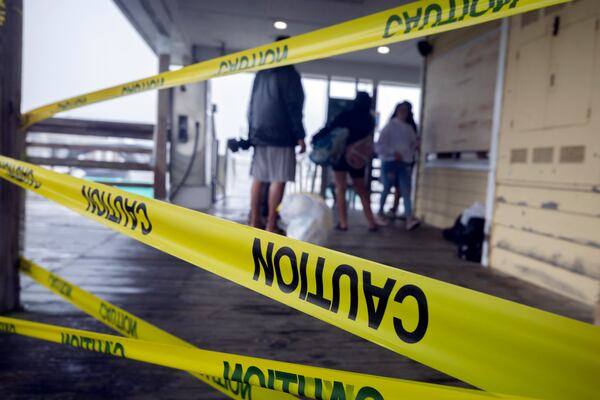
[377,46,390,55]
[274,21,288,30]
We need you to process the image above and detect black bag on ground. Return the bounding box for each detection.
[442,215,464,244]
[443,215,485,263]
[457,217,485,262]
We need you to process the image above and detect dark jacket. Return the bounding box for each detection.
[248,66,305,147]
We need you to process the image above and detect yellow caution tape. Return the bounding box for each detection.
[21,0,570,128]
[0,316,538,400]
[19,258,294,400]
[0,0,6,27]
[2,157,600,399]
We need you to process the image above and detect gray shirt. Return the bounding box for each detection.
[375,119,417,163]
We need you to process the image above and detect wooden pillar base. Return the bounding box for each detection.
[0,0,23,313]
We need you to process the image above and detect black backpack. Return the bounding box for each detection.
[443,215,485,263]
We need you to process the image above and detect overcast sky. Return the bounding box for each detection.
[23,0,157,123]
[22,0,420,137]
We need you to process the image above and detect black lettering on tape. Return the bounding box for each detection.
[252,238,429,345]
[306,256,332,310]
[356,386,385,400]
[61,332,126,358]
[363,271,396,330]
[421,4,443,29]
[81,185,152,235]
[383,0,521,39]
[275,371,298,393]
[0,322,16,334]
[252,238,275,285]
[0,160,42,189]
[136,203,152,235]
[470,0,494,17]
[218,45,289,75]
[393,284,429,344]
[298,251,310,300]
[330,264,359,321]
[274,246,299,293]
[267,368,275,390]
[383,15,403,38]
[403,7,422,33]
[439,0,459,26]
[243,366,267,388]
[49,273,73,298]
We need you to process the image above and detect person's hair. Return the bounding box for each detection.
[390,101,418,132]
[354,91,372,112]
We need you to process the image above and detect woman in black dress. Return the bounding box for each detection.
[313,92,378,231]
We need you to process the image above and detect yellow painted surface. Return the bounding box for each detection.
[492,225,600,281]
[491,0,600,306]
[492,248,599,305]
[417,22,499,229]
[417,168,487,228]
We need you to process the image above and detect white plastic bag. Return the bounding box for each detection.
[279,193,333,245]
[460,202,486,226]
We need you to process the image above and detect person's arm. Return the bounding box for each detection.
[247,75,259,140]
[282,69,306,142]
[247,77,257,126]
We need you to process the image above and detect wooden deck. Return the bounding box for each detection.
[0,193,594,399]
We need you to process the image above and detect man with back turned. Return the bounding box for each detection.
[248,36,306,233]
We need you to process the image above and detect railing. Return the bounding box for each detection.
[26,117,154,187]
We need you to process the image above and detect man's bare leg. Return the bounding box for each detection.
[266,181,286,232]
[250,179,264,228]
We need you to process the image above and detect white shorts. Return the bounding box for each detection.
[250,146,296,183]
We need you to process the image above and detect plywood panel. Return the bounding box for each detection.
[492,225,600,280]
[494,203,600,248]
[423,26,499,153]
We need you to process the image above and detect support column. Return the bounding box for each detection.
[153,54,170,199]
[0,0,24,313]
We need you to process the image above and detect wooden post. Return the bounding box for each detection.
[0,0,24,313]
[153,54,170,199]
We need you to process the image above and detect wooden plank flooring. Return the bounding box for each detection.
[0,193,593,399]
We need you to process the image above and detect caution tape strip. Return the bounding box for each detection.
[2,157,599,399]
[21,0,570,128]
[17,258,537,400]
[18,258,292,400]
[0,315,538,400]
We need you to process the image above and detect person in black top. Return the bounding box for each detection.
[313,92,378,231]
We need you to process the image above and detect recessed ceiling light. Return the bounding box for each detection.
[274,21,288,30]
[377,46,390,55]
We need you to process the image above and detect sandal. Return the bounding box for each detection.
[335,224,348,231]
[406,219,421,231]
